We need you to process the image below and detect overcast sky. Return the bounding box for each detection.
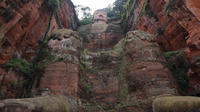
[71,0,115,14]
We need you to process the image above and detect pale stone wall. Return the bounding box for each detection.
[93,10,107,23]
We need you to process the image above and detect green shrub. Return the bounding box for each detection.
[79,17,93,26]
[47,0,61,11]
[164,51,190,91]
[2,58,33,77]
[164,50,180,60]
[164,0,175,14]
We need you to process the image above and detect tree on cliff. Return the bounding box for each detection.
[42,0,61,44]
[75,5,92,25]
[104,0,128,19]
[27,0,62,95]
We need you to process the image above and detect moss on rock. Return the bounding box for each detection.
[0,95,73,112]
[153,96,200,112]
[1,58,33,77]
[164,50,190,91]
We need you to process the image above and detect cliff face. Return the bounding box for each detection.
[121,0,200,95]
[0,0,200,112]
[121,0,200,53]
[0,0,78,64]
[0,0,78,99]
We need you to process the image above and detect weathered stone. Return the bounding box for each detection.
[0,0,78,64]
[78,24,124,51]
[187,55,200,95]
[79,49,121,109]
[38,62,79,97]
[0,68,24,99]
[33,29,80,98]
[0,95,78,112]
[153,96,200,112]
[93,9,108,23]
[124,30,177,111]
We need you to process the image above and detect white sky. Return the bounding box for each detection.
[71,0,115,14]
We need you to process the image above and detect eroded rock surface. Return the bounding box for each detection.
[0,0,78,64]
[79,30,177,111]
[121,0,200,97]
[0,29,81,112]
[0,95,78,112]
[153,96,200,112]
[33,29,81,98]
[121,31,177,112]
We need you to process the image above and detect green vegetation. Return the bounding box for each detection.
[42,0,61,46]
[164,50,180,60]
[153,96,200,112]
[0,8,15,22]
[81,103,106,112]
[76,5,93,25]
[79,62,93,95]
[2,0,64,97]
[118,40,129,106]
[79,17,93,26]
[120,0,138,32]
[141,0,158,20]
[164,50,190,91]
[0,58,34,98]
[119,52,128,102]
[0,8,16,23]
[164,0,175,14]
[47,0,61,11]
[104,0,128,20]
[0,72,6,99]
[79,49,93,97]
[121,0,159,32]
[2,58,33,77]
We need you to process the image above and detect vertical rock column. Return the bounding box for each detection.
[0,29,82,112]
[35,29,81,98]
[123,31,177,111]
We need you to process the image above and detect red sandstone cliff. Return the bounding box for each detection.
[121,0,200,95]
[121,0,200,52]
[0,0,200,112]
[0,0,78,99]
[0,0,78,64]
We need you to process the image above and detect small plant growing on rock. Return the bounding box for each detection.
[2,58,33,77]
[47,0,61,11]
[164,50,190,91]
[164,0,175,14]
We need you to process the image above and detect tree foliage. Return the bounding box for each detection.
[2,58,33,77]
[75,5,93,25]
[48,0,61,11]
[104,0,128,19]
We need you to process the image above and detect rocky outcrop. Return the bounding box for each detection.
[0,0,78,64]
[78,23,124,51]
[78,29,177,111]
[121,30,177,112]
[31,29,81,98]
[121,0,200,52]
[0,68,24,99]
[0,29,81,112]
[153,96,200,112]
[121,0,200,96]
[0,95,78,112]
